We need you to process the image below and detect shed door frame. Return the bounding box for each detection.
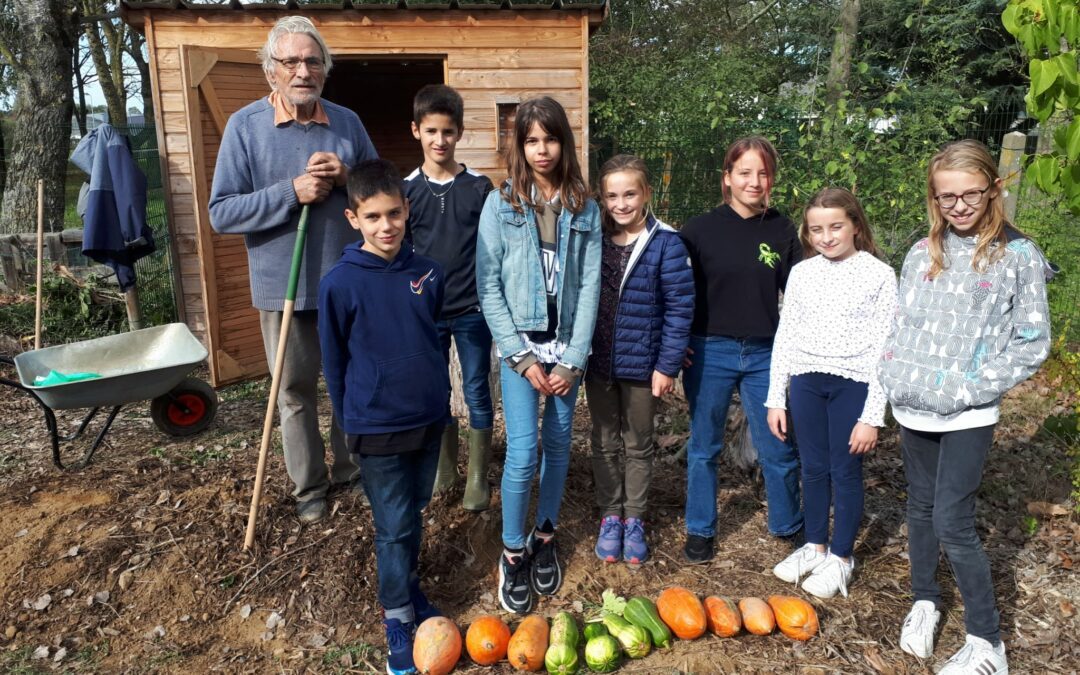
[180,44,264,387]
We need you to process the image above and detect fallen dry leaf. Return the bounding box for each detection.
[1027,501,1069,517]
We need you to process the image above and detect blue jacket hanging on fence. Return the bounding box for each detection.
[70,124,155,291]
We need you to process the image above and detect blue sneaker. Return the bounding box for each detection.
[383,618,417,675]
[409,577,442,624]
[595,515,623,563]
[623,518,648,565]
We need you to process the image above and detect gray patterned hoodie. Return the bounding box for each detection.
[878,230,1050,428]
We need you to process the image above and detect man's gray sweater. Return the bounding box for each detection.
[209,97,377,311]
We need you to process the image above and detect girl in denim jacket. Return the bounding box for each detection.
[475,96,601,614]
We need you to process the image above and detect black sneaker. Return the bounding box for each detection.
[683,534,714,564]
[526,531,562,596]
[498,552,534,614]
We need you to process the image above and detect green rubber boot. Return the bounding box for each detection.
[461,427,493,511]
[432,421,459,494]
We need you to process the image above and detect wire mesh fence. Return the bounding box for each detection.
[589,99,1079,344]
[0,123,177,339]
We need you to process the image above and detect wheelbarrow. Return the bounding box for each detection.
[0,323,218,470]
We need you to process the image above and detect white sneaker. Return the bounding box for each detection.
[772,543,827,583]
[936,634,1008,674]
[801,553,854,599]
[899,600,941,659]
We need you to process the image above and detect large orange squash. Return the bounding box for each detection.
[703,596,742,638]
[466,615,511,665]
[767,595,820,641]
[738,597,775,636]
[656,587,707,640]
[413,616,462,675]
[507,614,548,671]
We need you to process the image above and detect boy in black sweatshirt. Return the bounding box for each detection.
[318,159,449,675]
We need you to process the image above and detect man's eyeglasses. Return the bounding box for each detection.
[272,56,325,73]
[933,185,991,210]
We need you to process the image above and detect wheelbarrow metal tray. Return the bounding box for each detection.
[13,323,209,410]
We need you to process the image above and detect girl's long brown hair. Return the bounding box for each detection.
[925,139,1006,279]
[502,96,589,214]
[721,135,779,208]
[800,187,881,259]
[596,154,653,235]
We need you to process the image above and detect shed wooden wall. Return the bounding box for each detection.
[132,9,595,385]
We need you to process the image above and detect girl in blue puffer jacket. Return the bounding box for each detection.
[586,154,695,565]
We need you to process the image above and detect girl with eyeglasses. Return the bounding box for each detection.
[879,139,1051,674]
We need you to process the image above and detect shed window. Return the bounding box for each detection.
[497,102,518,155]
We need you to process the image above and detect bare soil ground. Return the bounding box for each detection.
[0,362,1077,674]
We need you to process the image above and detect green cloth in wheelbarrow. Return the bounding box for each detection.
[14,323,209,410]
[34,371,102,386]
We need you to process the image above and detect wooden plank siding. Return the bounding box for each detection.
[134,8,591,385]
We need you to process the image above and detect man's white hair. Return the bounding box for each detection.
[258,16,333,77]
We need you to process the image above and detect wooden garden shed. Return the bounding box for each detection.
[121,0,607,387]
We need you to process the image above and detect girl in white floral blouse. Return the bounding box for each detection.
[765,187,898,600]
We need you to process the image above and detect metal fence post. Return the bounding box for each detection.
[998,131,1026,223]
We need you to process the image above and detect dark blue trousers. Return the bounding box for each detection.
[356,443,439,612]
[901,424,1000,645]
[788,373,867,558]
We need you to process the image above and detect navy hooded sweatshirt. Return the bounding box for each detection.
[318,243,449,439]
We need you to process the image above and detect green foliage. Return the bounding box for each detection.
[0,271,127,346]
[1004,0,1080,212]
[770,84,975,266]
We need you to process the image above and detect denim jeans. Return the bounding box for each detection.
[437,311,494,430]
[356,442,439,611]
[901,424,1000,645]
[683,335,802,538]
[500,362,581,549]
[788,373,866,558]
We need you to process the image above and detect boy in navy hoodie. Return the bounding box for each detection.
[318,159,449,675]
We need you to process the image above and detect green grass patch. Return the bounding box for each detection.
[321,642,382,673]
[0,646,46,675]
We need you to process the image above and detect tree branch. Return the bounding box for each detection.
[737,0,782,33]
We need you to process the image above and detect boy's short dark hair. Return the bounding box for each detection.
[347,159,405,208]
[412,84,464,130]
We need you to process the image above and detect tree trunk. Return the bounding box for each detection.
[0,0,78,236]
[82,3,126,128]
[0,116,6,212]
[73,47,88,137]
[825,0,860,106]
[128,29,153,124]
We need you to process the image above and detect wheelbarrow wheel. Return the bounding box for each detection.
[151,377,218,436]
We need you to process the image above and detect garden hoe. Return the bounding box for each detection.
[244,205,309,551]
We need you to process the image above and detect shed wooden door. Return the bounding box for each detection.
[180,45,269,386]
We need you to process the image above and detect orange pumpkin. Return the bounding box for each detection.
[656,587,707,640]
[413,616,462,675]
[703,596,742,638]
[466,615,511,665]
[738,597,775,636]
[507,614,548,671]
[767,595,819,641]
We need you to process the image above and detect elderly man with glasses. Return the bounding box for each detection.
[210,16,377,524]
